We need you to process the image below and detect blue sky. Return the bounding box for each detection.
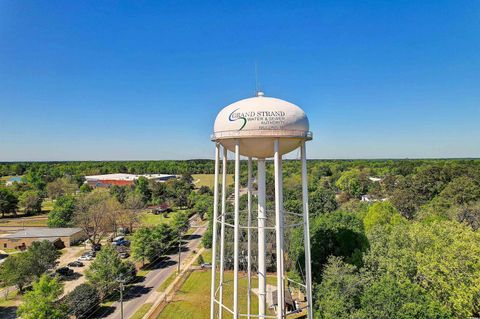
[0,1,479,161]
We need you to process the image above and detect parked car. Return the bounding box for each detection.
[92,243,102,251]
[112,236,125,242]
[115,239,130,247]
[201,263,212,269]
[79,255,93,261]
[56,267,74,277]
[153,204,173,215]
[68,261,84,267]
[118,252,130,259]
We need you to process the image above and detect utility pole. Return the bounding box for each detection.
[117,275,126,319]
[177,236,181,274]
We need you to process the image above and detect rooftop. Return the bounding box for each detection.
[85,173,176,181]
[1,227,83,239]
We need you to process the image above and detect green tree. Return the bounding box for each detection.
[291,210,368,283]
[198,185,213,195]
[171,211,190,235]
[110,185,129,204]
[79,183,93,193]
[149,180,168,204]
[438,176,480,205]
[0,254,32,292]
[0,240,59,292]
[46,177,77,199]
[390,178,421,219]
[135,177,151,204]
[455,201,480,230]
[28,240,62,277]
[335,169,370,199]
[19,190,43,215]
[315,256,362,319]
[47,195,77,227]
[131,227,154,266]
[364,220,480,318]
[63,283,100,318]
[192,193,213,220]
[85,245,134,297]
[17,274,66,319]
[356,274,451,319]
[363,201,402,233]
[309,186,338,217]
[0,188,18,217]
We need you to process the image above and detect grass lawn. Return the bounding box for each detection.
[139,210,181,226]
[131,302,153,319]
[157,271,177,292]
[192,174,233,189]
[0,214,49,227]
[199,249,212,264]
[41,199,54,212]
[0,199,53,227]
[157,270,276,319]
[0,289,19,307]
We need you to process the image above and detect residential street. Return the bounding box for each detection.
[97,218,206,319]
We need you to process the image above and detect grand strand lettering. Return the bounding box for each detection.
[229,110,287,130]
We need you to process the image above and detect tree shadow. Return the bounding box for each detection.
[60,272,83,281]
[123,285,152,301]
[184,234,201,240]
[0,306,17,319]
[148,258,177,270]
[89,305,116,318]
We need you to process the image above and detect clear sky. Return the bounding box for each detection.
[1,1,479,161]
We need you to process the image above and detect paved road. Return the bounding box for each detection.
[98,219,206,319]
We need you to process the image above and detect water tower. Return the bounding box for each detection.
[209,92,313,319]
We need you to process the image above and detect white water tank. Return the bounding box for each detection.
[212,93,312,158]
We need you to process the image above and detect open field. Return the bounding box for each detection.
[0,199,53,227]
[0,214,49,227]
[139,209,185,226]
[158,270,276,319]
[192,174,233,189]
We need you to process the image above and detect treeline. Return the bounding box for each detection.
[2,158,479,178]
[0,160,218,177]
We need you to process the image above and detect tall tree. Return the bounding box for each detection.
[63,283,100,318]
[131,227,154,266]
[17,274,66,319]
[47,195,77,227]
[74,190,119,245]
[85,245,134,298]
[19,190,43,215]
[46,177,78,200]
[0,188,18,217]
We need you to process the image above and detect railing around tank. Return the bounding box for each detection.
[211,129,313,141]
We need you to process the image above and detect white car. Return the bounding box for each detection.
[78,255,93,261]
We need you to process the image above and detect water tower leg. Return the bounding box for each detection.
[274,139,285,319]
[247,157,253,319]
[301,142,313,319]
[257,158,266,318]
[233,140,240,318]
[210,144,220,319]
[218,147,228,319]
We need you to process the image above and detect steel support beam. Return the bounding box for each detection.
[274,139,285,319]
[233,141,240,318]
[218,147,227,319]
[257,158,267,318]
[247,157,253,319]
[210,144,220,319]
[301,142,313,319]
